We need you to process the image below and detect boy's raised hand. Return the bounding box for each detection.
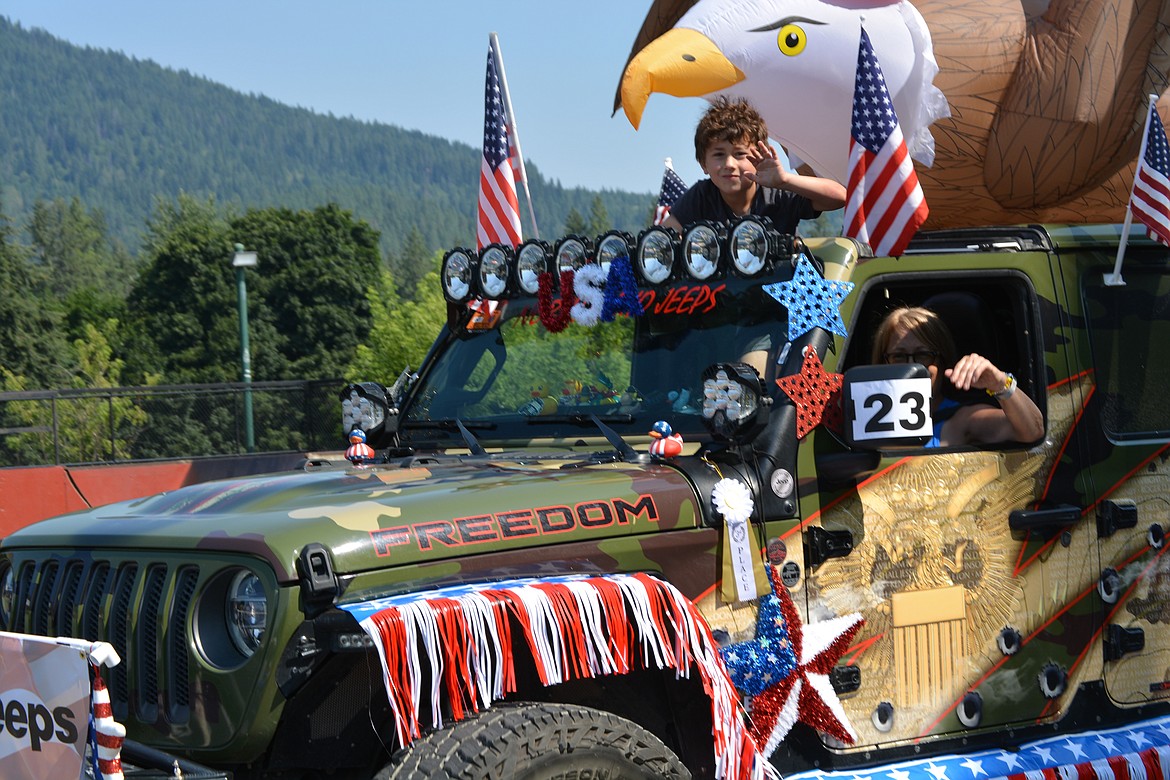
[744,141,786,189]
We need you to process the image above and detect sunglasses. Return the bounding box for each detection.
[883,350,939,365]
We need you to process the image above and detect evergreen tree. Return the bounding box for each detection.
[388,227,435,300]
[587,195,611,236]
[0,211,70,388]
[563,207,587,236]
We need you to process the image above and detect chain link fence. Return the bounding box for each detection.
[0,380,346,467]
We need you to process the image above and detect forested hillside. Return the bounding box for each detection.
[0,17,655,255]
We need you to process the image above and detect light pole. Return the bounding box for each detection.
[232,243,258,452]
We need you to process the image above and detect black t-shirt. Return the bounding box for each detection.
[669,179,819,233]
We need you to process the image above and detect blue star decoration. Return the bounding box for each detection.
[719,564,864,758]
[763,256,855,339]
[719,574,797,697]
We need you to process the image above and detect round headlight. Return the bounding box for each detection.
[595,231,633,273]
[515,239,550,295]
[554,235,591,274]
[683,222,722,280]
[226,570,268,657]
[478,244,511,298]
[636,227,677,285]
[441,248,476,303]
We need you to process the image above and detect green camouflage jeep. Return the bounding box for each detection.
[3,222,1169,780]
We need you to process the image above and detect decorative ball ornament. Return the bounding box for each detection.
[775,347,844,439]
[762,255,855,339]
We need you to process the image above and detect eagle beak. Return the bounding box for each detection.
[620,27,745,130]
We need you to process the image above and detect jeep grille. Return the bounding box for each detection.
[2,554,199,725]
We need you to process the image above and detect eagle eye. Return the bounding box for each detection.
[776,24,807,56]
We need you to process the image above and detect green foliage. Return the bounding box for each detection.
[123,197,384,384]
[29,196,138,299]
[348,269,447,383]
[563,207,588,235]
[0,17,658,262]
[587,195,611,236]
[387,227,438,299]
[0,211,71,388]
[1,320,152,463]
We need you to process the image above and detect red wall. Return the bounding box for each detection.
[0,453,310,538]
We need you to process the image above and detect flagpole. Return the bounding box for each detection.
[489,33,539,239]
[1106,94,1159,287]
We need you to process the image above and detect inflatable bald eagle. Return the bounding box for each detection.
[617,0,1170,229]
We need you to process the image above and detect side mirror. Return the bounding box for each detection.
[841,364,933,449]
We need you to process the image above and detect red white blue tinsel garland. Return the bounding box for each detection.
[343,572,775,780]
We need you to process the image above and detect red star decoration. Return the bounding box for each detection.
[744,567,864,757]
[775,347,843,439]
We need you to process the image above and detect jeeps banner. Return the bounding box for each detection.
[0,632,89,779]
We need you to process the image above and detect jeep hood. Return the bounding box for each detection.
[5,458,704,581]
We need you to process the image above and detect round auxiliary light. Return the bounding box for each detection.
[554,235,592,275]
[595,230,634,273]
[340,381,390,439]
[440,247,476,303]
[515,239,550,295]
[683,221,723,280]
[701,362,769,442]
[477,243,512,299]
[635,226,677,285]
[729,216,783,277]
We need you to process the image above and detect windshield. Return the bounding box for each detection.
[401,280,787,447]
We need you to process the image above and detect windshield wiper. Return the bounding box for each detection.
[402,418,491,455]
[529,414,639,462]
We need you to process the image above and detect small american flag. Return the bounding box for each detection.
[1131,101,1170,247]
[843,29,928,257]
[477,48,522,249]
[653,160,688,225]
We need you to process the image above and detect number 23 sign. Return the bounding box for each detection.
[843,367,933,447]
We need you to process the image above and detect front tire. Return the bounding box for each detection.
[378,702,691,779]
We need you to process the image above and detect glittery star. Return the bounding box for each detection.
[762,255,855,339]
[719,565,863,758]
[775,347,844,439]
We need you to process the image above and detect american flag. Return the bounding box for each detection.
[1131,101,1170,247]
[653,161,688,225]
[477,48,522,249]
[843,28,929,257]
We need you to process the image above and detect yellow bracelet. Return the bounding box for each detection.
[987,372,1016,399]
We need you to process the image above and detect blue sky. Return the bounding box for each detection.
[2,1,711,197]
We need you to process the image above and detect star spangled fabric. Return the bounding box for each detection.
[654,162,688,226]
[843,28,929,257]
[477,48,522,250]
[1131,102,1170,247]
[785,714,1170,780]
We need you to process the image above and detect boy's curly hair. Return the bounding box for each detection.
[693,96,769,162]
